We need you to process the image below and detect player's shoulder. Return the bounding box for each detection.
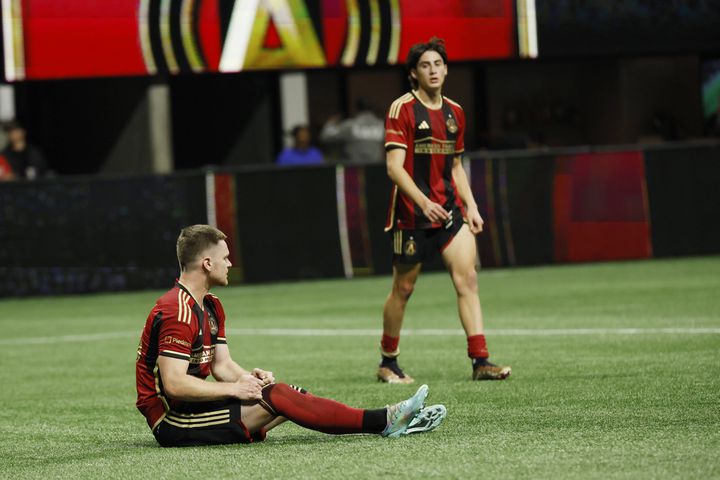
[443,96,464,112]
[204,292,226,314]
[204,292,223,307]
[155,285,194,323]
[387,92,415,119]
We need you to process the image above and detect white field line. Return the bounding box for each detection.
[226,327,720,336]
[2,327,719,346]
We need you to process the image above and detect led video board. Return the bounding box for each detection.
[2,0,516,81]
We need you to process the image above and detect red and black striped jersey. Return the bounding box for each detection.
[135,282,227,429]
[384,91,466,231]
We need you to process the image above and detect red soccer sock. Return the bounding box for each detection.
[261,383,386,435]
[467,334,489,359]
[381,334,400,356]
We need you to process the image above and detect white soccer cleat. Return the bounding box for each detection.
[381,384,429,438]
[402,404,447,435]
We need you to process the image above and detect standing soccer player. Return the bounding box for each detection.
[377,38,511,383]
[136,225,446,447]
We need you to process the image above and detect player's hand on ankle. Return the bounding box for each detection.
[233,374,264,400]
[252,368,275,385]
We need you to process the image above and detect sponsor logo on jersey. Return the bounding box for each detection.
[418,120,430,130]
[190,345,216,365]
[207,311,219,336]
[414,143,456,155]
[160,336,192,348]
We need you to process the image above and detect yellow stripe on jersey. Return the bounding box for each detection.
[384,186,399,232]
[388,93,413,119]
[177,289,192,324]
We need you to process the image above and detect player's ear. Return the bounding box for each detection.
[410,69,417,80]
[201,256,212,272]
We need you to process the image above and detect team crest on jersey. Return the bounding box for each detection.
[404,237,417,256]
[446,116,458,134]
[207,311,218,335]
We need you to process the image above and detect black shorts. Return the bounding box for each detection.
[391,213,465,265]
[152,399,266,447]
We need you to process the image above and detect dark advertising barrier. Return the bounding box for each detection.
[230,166,344,282]
[1,141,718,297]
[645,144,720,257]
[469,155,555,268]
[0,173,207,296]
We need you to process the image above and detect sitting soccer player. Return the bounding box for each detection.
[135,224,446,447]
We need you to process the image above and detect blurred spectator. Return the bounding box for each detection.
[1,119,49,180]
[276,125,324,166]
[320,98,384,164]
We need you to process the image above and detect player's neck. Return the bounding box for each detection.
[413,88,443,110]
[178,272,209,307]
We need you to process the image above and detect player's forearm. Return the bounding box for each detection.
[211,359,248,383]
[163,373,237,402]
[452,162,477,210]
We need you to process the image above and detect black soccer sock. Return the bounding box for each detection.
[362,409,388,433]
[380,354,399,367]
[472,357,491,368]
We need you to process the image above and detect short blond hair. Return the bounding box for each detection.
[176,225,227,271]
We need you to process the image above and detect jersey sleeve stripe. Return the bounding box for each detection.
[390,99,400,119]
[177,290,185,324]
[177,290,193,324]
[385,141,407,149]
[159,350,191,360]
[389,93,412,119]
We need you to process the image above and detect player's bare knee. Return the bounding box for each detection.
[452,270,478,295]
[393,280,415,301]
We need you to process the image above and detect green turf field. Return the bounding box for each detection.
[1,257,719,479]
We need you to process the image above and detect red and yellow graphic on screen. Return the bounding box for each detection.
[2,0,516,80]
